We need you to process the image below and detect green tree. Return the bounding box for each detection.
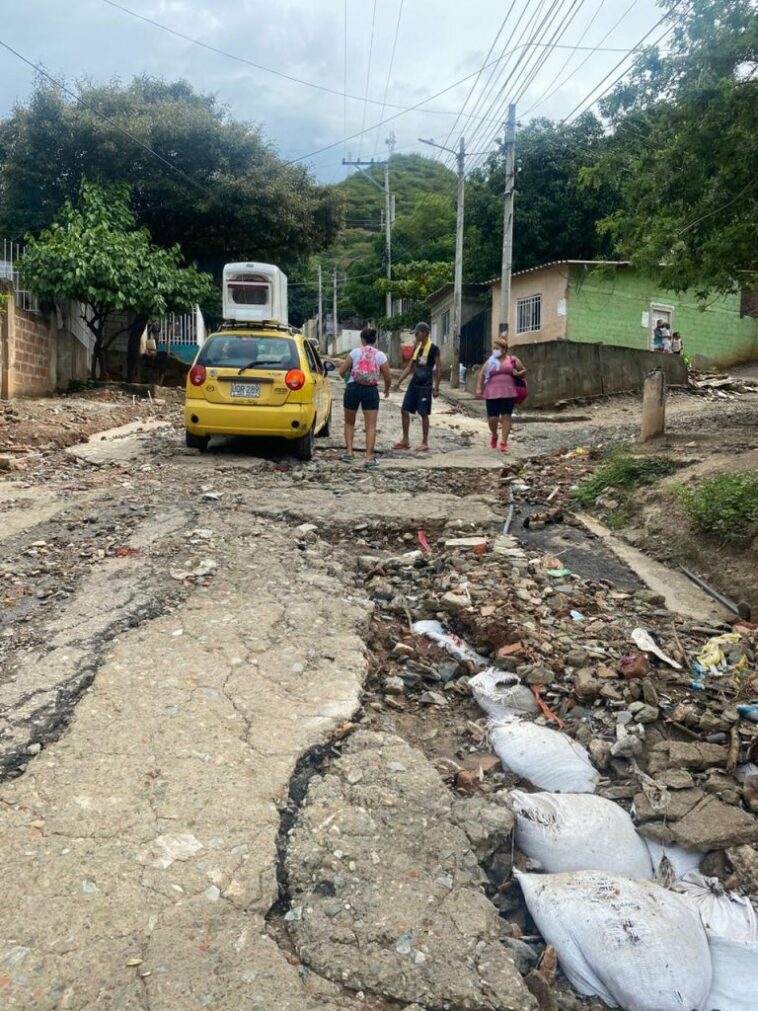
[588,0,758,295]
[463,115,619,283]
[376,260,454,330]
[21,179,214,378]
[0,77,342,271]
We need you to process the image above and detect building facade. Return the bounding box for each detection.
[425,283,489,369]
[489,261,758,368]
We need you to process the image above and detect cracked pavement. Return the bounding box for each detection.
[0,386,500,1011]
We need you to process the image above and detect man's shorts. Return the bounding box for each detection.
[402,383,433,417]
[485,396,516,418]
[344,383,380,412]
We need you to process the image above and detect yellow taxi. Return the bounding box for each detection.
[184,325,334,460]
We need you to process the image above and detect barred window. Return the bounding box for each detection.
[516,294,541,334]
[441,310,451,343]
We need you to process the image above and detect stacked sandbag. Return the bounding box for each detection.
[510,790,653,878]
[673,872,757,942]
[704,936,758,1011]
[491,721,599,793]
[517,869,712,1011]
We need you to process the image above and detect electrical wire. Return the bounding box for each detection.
[0,36,211,195]
[436,0,520,155]
[357,0,380,157]
[521,0,609,116]
[343,0,348,168]
[372,0,405,158]
[561,2,686,123]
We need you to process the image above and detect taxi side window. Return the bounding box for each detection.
[311,345,325,374]
[303,341,318,374]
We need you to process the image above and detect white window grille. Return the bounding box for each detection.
[1,239,39,313]
[516,294,541,334]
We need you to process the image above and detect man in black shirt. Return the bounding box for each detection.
[394,322,441,451]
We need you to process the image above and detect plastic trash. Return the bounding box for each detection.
[673,872,757,943]
[569,610,584,621]
[491,721,599,793]
[469,669,538,721]
[510,790,653,878]
[704,935,758,1011]
[632,627,682,670]
[517,869,712,1011]
[694,632,745,676]
[644,838,702,882]
[412,620,488,667]
[737,704,758,724]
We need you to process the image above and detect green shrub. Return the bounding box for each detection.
[572,451,677,507]
[677,471,758,546]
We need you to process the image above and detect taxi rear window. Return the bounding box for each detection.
[198,336,298,370]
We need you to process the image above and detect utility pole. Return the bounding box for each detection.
[420,134,490,388]
[332,266,339,351]
[499,104,517,339]
[343,152,393,343]
[317,262,323,344]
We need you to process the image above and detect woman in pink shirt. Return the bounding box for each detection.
[475,337,526,452]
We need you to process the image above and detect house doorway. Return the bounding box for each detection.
[649,304,674,350]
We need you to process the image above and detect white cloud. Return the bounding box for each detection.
[0,0,665,180]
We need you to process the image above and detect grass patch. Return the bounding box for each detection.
[677,471,758,546]
[572,451,677,507]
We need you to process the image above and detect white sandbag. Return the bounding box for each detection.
[491,721,599,793]
[517,869,712,1011]
[469,669,538,721]
[704,935,758,1011]
[511,790,653,878]
[412,620,488,666]
[674,872,758,943]
[644,838,702,881]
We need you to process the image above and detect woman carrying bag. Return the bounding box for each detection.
[475,336,527,453]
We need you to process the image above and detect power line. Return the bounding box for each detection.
[0,36,210,195]
[343,0,348,169]
[358,0,380,158]
[372,0,405,158]
[522,0,610,115]
[437,0,520,156]
[561,2,686,123]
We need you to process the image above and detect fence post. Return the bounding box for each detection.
[640,368,666,442]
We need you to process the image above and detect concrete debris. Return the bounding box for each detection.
[285,730,537,1010]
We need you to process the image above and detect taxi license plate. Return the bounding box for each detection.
[230,383,261,398]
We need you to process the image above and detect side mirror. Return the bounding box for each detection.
[324,360,336,373]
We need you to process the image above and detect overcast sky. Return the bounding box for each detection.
[1,0,666,182]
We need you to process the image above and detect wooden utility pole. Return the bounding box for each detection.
[499,104,517,338]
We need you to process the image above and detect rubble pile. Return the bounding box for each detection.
[689,371,758,400]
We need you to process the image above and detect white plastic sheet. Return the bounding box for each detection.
[411,620,488,667]
[491,721,599,793]
[644,838,702,882]
[674,872,757,943]
[704,935,758,1011]
[517,870,712,1011]
[469,669,538,721]
[511,790,653,878]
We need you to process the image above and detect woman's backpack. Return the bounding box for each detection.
[351,346,380,386]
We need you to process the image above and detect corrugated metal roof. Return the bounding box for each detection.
[485,260,630,284]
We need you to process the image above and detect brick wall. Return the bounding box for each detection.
[566,265,758,368]
[1,284,56,398]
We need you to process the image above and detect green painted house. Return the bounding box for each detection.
[490,261,758,368]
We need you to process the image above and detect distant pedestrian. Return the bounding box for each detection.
[475,336,526,453]
[671,331,683,354]
[653,319,666,351]
[394,322,441,452]
[337,326,391,468]
[661,328,672,353]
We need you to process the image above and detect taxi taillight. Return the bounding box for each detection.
[189,365,207,386]
[285,369,306,391]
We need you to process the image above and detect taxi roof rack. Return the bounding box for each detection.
[216,320,299,335]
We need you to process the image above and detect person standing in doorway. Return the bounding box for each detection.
[338,326,392,468]
[671,331,683,355]
[475,336,526,453]
[394,322,441,452]
[653,319,666,351]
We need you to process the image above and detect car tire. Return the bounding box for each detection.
[316,407,332,438]
[186,431,209,453]
[293,427,314,461]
